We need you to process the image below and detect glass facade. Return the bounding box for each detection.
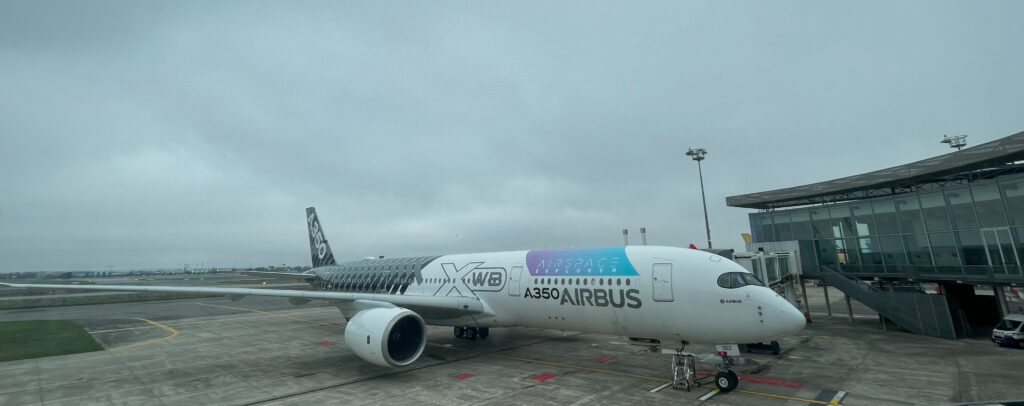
[751,175,1024,280]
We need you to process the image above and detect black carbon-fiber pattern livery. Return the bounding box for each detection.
[306,207,337,267]
[308,256,441,295]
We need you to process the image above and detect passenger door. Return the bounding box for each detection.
[508,266,522,296]
[652,263,673,302]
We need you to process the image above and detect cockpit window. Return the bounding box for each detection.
[717,272,765,289]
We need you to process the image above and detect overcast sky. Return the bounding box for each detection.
[2,1,1023,272]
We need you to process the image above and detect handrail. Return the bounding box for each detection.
[819,264,924,332]
[817,264,956,339]
[821,264,882,294]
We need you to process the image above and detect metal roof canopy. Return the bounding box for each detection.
[726,130,1024,209]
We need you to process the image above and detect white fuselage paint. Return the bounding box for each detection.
[311,246,805,345]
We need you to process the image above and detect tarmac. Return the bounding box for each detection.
[0,288,1023,405]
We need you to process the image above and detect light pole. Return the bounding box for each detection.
[686,147,712,249]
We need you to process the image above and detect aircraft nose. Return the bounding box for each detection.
[780,299,806,333]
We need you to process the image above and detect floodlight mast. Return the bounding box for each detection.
[685,147,712,249]
[941,134,967,151]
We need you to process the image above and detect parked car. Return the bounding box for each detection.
[992,313,1024,348]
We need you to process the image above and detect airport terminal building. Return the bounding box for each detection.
[728,131,1024,339]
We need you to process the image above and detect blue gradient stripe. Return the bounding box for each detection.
[525,247,638,276]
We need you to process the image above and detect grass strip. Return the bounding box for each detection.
[0,320,104,362]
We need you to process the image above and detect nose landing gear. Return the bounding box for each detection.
[671,342,740,392]
[453,326,489,340]
[713,355,739,392]
[712,344,741,392]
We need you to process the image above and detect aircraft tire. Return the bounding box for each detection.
[466,327,478,340]
[478,328,489,339]
[454,327,465,338]
[715,371,738,392]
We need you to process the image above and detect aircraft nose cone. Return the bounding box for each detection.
[781,301,806,333]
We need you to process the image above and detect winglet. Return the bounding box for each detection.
[306,207,337,267]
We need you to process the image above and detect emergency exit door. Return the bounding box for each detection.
[652,263,673,302]
[508,266,522,296]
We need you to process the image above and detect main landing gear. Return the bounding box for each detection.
[453,326,489,340]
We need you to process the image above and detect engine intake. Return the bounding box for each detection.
[344,307,426,367]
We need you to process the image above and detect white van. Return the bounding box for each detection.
[992,313,1024,348]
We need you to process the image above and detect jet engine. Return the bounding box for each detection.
[343,307,427,367]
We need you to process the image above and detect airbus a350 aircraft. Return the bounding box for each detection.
[0,207,805,391]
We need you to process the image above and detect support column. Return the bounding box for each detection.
[995,285,1009,317]
[845,294,854,323]
[784,281,797,304]
[799,276,811,322]
[823,283,832,316]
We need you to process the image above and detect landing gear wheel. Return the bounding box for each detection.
[454,327,465,338]
[715,371,738,392]
[478,327,489,339]
[465,327,478,340]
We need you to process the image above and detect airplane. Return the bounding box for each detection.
[0,207,805,392]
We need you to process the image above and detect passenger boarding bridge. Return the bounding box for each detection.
[728,130,1024,339]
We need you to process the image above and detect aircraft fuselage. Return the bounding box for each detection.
[306,245,805,344]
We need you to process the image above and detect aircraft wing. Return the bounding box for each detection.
[239,271,316,280]
[0,282,484,316]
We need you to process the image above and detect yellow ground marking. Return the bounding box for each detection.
[116,318,180,350]
[195,303,343,327]
[430,343,838,404]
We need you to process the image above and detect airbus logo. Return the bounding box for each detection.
[523,287,642,308]
[720,299,743,304]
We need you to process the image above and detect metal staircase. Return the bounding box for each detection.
[818,265,957,339]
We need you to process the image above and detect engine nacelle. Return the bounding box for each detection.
[343,307,426,367]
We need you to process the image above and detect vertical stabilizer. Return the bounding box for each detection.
[306,207,337,267]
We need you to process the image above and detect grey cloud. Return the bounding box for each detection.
[2,1,1023,271]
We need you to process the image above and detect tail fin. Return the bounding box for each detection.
[306,207,337,267]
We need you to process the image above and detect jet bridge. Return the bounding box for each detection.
[733,251,798,288]
[732,250,813,320]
